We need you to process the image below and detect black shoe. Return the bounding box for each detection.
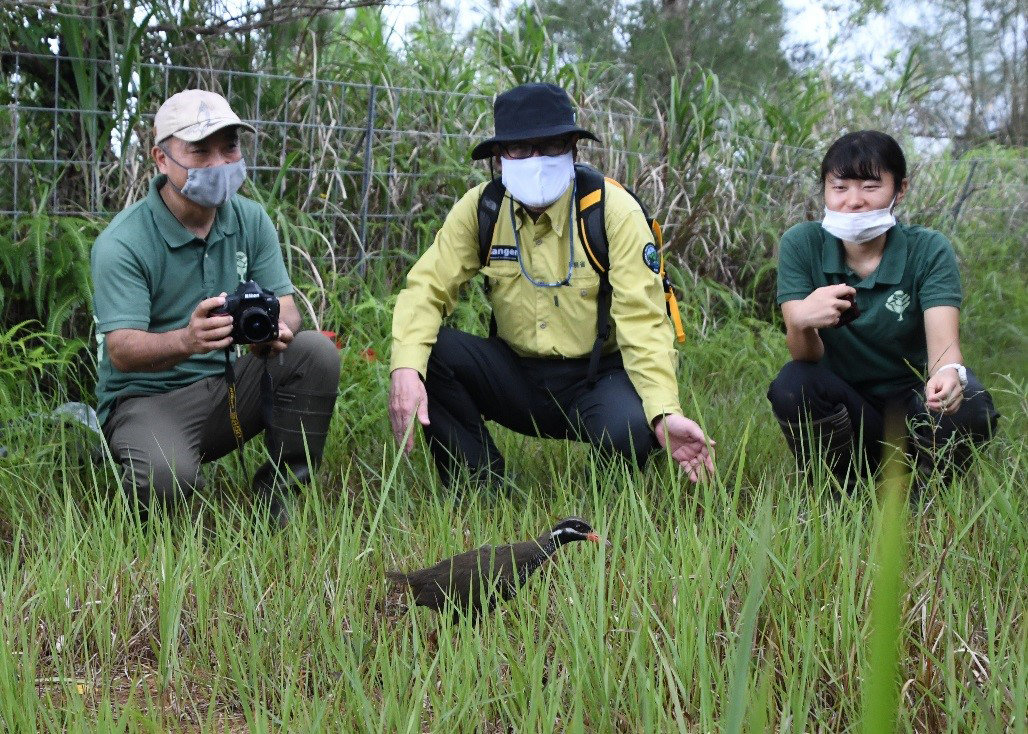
[253,464,310,529]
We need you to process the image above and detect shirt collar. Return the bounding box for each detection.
[821,224,907,286]
[875,225,907,284]
[510,182,575,237]
[147,174,238,248]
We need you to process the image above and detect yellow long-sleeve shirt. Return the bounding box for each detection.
[390,178,682,423]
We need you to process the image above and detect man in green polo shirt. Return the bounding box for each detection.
[92,89,340,523]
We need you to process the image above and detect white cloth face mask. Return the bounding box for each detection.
[501,152,574,209]
[822,198,897,244]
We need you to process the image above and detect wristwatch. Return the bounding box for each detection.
[936,363,968,388]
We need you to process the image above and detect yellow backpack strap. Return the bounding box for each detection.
[666,288,686,344]
[577,180,607,274]
[604,176,625,191]
[574,164,614,385]
[651,219,685,344]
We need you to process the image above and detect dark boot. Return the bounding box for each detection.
[908,425,972,504]
[777,404,856,494]
[253,387,337,527]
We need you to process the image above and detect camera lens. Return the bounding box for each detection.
[240,307,275,343]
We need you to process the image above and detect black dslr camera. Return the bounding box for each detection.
[834,292,861,328]
[212,280,280,344]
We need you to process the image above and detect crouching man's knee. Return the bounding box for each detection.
[119,448,202,508]
[595,414,658,469]
[287,330,342,388]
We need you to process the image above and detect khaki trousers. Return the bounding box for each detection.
[103,331,340,507]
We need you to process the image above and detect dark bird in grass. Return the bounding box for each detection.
[386,517,605,622]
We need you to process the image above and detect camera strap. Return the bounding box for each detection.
[224,348,245,450]
[223,348,275,456]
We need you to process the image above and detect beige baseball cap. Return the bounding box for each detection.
[154,89,256,144]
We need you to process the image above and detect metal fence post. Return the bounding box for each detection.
[358,84,377,276]
[12,53,20,228]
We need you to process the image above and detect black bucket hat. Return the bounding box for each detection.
[470,83,600,160]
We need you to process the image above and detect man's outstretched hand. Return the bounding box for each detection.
[652,413,716,482]
[389,367,431,454]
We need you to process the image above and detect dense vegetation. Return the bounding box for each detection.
[0,2,1025,731]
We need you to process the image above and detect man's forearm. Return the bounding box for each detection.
[107,328,193,373]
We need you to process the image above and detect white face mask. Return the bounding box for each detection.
[822,198,897,244]
[500,152,574,209]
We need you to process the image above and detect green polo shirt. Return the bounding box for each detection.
[91,174,293,425]
[777,221,962,398]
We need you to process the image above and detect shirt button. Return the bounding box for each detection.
[539,321,547,329]
[580,289,588,297]
[534,238,542,246]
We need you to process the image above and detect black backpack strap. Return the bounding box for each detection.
[477,177,506,266]
[477,178,507,337]
[574,164,612,386]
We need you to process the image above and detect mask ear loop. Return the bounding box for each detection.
[157,144,191,197]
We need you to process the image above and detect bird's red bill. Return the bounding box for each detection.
[586,532,601,543]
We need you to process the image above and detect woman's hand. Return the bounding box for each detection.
[793,284,858,330]
[926,368,963,415]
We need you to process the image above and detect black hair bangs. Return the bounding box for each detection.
[820,130,907,185]
[823,154,886,183]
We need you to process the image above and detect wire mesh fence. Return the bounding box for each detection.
[2,51,1025,279]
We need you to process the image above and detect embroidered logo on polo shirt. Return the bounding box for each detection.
[94,315,104,363]
[885,289,910,321]
[236,251,248,282]
[488,245,518,262]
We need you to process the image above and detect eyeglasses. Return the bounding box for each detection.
[500,137,574,160]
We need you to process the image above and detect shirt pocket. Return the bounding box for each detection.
[480,260,520,281]
[560,267,604,350]
[480,261,521,314]
[569,263,600,294]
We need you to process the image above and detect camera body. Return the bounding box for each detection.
[835,293,861,328]
[212,280,280,344]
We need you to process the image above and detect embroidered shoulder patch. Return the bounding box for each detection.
[642,243,660,274]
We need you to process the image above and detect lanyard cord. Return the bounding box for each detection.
[509,182,575,288]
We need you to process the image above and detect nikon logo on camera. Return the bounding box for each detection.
[213,280,280,344]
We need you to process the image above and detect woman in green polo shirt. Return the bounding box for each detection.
[767,130,998,490]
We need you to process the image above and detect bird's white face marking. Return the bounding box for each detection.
[551,527,581,541]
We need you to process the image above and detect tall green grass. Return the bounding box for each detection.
[0,274,1023,730]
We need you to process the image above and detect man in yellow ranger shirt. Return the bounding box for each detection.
[388,83,714,488]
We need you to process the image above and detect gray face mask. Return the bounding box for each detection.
[161,148,247,209]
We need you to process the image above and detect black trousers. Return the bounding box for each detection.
[766,360,999,470]
[424,327,659,487]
